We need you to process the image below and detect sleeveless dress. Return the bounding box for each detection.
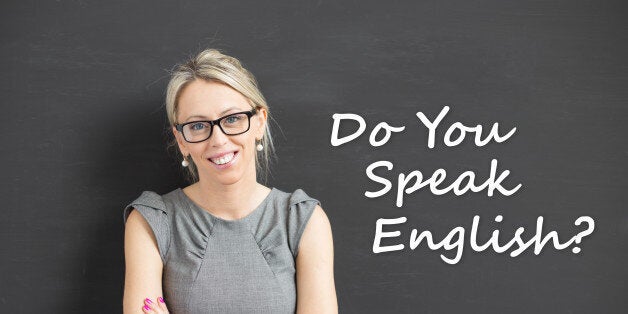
[122,187,319,314]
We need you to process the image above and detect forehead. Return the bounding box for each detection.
[177,80,251,120]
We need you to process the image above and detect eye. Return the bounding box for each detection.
[189,122,208,131]
[224,114,243,124]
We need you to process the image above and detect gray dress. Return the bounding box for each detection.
[123,187,319,313]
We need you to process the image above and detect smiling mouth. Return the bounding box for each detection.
[209,152,237,165]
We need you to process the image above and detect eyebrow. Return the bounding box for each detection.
[183,106,246,122]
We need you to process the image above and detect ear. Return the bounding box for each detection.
[172,126,189,156]
[254,107,268,140]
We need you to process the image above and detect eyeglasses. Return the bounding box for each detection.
[175,108,257,143]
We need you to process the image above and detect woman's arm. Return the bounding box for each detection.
[296,205,338,314]
[123,209,169,313]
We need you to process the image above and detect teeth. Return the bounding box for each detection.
[211,152,235,165]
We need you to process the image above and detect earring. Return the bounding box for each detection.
[181,156,189,167]
[256,142,264,151]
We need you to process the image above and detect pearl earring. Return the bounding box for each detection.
[181,156,189,167]
[256,142,264,151]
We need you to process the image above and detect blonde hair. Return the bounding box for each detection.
[165,49,274,183]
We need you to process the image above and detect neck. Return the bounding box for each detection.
[188,169,268,220]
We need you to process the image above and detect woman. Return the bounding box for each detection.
[122,49,337,313]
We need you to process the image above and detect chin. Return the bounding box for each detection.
[199,167,249,187]
[214,173,245,186]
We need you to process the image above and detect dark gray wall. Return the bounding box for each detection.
[2,0,627,313]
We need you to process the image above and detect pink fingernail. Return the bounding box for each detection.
[145,298,153,304]
[143,305,151,311]
[158,297,165,303]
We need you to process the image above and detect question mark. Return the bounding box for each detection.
[571,216,595,254]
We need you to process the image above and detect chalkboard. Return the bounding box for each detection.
[2,0,626,313]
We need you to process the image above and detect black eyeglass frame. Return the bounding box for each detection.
[175,108,258,143]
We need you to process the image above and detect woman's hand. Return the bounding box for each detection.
[141,297,169,314]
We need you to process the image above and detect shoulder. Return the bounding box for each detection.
[270,188,329,256]
[123,189,179,264]
[123,189,183,223]
[269,188,320,223]
[270,188,319,210]
[279,187,328,225]
[123,191,167,260]
[124,191,165,218]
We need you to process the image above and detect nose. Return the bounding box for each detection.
[208,124,228,147]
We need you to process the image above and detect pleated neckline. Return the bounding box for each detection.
[176,187,275,224]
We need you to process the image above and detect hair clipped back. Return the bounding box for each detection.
[165,49,274,183]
